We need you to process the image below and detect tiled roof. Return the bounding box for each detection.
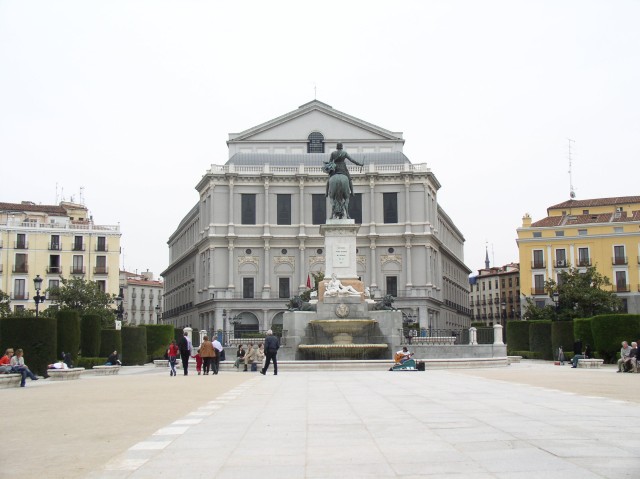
[0,202,67,215]
[548,196,640,210]
[531,210,640,227]
[227,151,410,166]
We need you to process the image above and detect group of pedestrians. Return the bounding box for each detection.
[167,332,224,376]
[0,348,38,387]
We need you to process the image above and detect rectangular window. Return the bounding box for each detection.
[97,236,107,252]
[276,194,292,225]
[615,271,628,292]
[50,234,60,250]
[14,253,28,273]
[95,256,107,274]
[578,248,590,266]
[386,276,398,297]
[532,232,542,238]
[14,279,26,300]
[348,193,363,224]
[614,226,623,234]
[48,255,61,274]
[578,229,587,236]
[96,280,106,293]
[242,277,254,299]
[555,249,567,267]
[383,193,398,223]
[312,194,326,225]
[533,274,545,295]
[613,245,626,265]
[241,194,256,225]
[16,233,27,249]
[555,231,564,237]
[532,250,544,269]
[73,236,84,251]
[72,255,84,274]
[278,277,290,299]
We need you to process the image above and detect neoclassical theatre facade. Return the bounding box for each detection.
[162,100,471,336]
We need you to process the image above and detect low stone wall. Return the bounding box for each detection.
[0,374,22,388]
[577,359,604,369]
[91,365,121,376]
[47,367,85,380]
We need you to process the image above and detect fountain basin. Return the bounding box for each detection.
[298,343,388,360]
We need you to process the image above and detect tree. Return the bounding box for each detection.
[47,277,117,326]
[0,290,11,317]
[523,267,622,320]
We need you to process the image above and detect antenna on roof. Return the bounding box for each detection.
[79,186,85,205]
[568,138,576,199]
[314,83,317,100]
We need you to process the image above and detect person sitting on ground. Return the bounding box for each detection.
[395,346,414,364]
[244,343,257,371]
[617,341,632,372]
[571,344,592,368]
[106,350,121,366]
[234,344,246,369]
[623,342,638,373]
[10,349,38,387]
[48,359,69,370]
[0,348,14,374]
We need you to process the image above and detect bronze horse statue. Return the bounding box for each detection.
[327,173,351,219]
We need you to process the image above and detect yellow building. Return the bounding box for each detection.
[0,201,121,314]
[517,196,640,314]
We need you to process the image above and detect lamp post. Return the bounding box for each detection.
[115,294,124,329]
[552,291,559,320]
[155,304,161,324]
[33,274,45,318]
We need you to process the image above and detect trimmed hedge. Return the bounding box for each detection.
[121,327,147,365]
[174,328,183,343]
[506,321,529,354]
[551,321,574,361]
[56,309,81,363]
[81,314,102,357]
[76,357,107,369]
[141,324,174,361]
[100,329,122,358]
[573,318,594,353]
[529,321,553,360]
[0,317,57,376]
[591,314,640,363]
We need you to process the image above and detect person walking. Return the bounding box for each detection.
[177,331,192,376]
[199,336,216,375]
[260,330,279,376]
[167,340,179,376]
[212,335,223,375]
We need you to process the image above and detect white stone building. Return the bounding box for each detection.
[162,100,471,336]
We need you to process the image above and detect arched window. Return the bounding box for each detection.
[307,132,324,153]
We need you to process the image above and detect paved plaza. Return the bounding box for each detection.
[3,361,640,478]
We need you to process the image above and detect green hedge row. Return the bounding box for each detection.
[529,321,553,360]
[0,317,57,376]
[591,314,640,362]
[506,321,529,354]
[142,324,174,361]
[56,310,81,363]
[573,318,594,352]
[81,314,102,357]
[100,329,122,358]
[122,327,147,365]
[551,321,574,361]
[76,357,108,369]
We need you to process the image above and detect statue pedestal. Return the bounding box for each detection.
[319,219,360,280]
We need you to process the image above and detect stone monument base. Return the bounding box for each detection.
[318,279,364,302]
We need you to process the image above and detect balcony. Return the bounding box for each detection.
[11,292,29,300]
[555,259,568,268]
[47,266,62,274]
[481,299,486,305]
[49,243,62,251]
[493,298,500,304]
[614,284,630,293]
[577,259,591,267]
[531,260,545,269]
[93,266,108,274]
[508,297,514,303]
[70,266,86,275]
[12,265,28,273]
[612,256,628,265]
[531,287,546,295]
[14,241,28,249]
[72,244,85,252]
[95,245,108,252]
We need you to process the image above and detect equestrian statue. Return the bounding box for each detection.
[323,143,364,219]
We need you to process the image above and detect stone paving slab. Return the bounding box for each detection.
[83,366,639,478]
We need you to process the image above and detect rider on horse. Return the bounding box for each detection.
[324,143,363,198]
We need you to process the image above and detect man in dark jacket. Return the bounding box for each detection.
[260,329,279,376]
[177,331,192,375]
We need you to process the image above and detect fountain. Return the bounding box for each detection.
[298,319,388,360]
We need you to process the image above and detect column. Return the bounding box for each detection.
[369,177,376,234]
[370,239,377,289]
[405,239,413,288]
[263,178,271,236]
[228,177,235,236]
[227,241,235,289]
[298,177,306,236]
[263,241,271,291]
[208,247,215,289]
[404,176,412,234]
[298,241,306,291]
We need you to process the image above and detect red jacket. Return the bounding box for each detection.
[168,344,179,358]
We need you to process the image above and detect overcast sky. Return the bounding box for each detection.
[1,1,638,279]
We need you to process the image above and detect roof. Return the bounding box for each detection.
[531,210,640,227]
[548,196,640,210]
[0,201,67,216]
[227,151,411,166]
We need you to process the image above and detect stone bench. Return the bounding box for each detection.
[507,356,522,364]
[91,365,121,375]
[0,374,22,388]
[47,367,85,380]
[154,360,169,368]
[577,359,604,369]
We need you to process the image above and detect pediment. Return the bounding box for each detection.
[228,100,403,143]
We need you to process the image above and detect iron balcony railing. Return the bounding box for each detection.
[12,265,28,273]
[614,284,630,293]
[71,266,86,274]
[555,259,568,268]
[72,244,85,251]
[95,245,108,252]
[47,266,62,274]
[14,241,28,249]
[48,243,62,251]
[94,266,108,274]
[531,260,545,269]
[578,259,591,266]
[531,287,546,295]
[612,256,628,265]
[11,292,29,300]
